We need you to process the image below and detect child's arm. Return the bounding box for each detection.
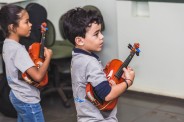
[26,47,52,82]
[105,67,135,101]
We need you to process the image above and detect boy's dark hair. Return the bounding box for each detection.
[62,7,104,45]
[0,4,24,38]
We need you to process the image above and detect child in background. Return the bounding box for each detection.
[62,7,135,122]
[0,4,52,122]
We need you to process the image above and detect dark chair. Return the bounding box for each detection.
[45,19,55,48]
[44,5,104,107]
[44,19,73,107]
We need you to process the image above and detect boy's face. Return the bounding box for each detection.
[77,22,104,52]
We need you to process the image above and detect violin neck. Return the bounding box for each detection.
[39,33,45,59]
[115,52,135,79]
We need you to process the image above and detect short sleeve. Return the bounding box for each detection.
[86,59,107,87]
[14,46,34,73]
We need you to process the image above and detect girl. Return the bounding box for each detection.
[0,4,52,122]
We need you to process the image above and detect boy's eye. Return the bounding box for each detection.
[94,32,99,36]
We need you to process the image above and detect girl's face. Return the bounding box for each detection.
[79,23,104,52]
[15,10,32,38]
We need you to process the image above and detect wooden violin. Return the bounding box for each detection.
[86,43,140,111]
[22,22,48,88]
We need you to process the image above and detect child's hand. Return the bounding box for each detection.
[44,47,53,60]
[122,67,135,87]
[109,80,116,86]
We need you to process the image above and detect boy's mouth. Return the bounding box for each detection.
[100,43,103,46]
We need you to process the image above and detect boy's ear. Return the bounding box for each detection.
[75,37,84,46]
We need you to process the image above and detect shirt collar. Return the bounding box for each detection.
[73,48,100,60]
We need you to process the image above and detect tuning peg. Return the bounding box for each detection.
[135,48,141,56]
[136,48,140,53]
[41,22,47,27]
[128,43,133,50]
[136,52,139,56]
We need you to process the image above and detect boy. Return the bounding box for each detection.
[62,7,135,122]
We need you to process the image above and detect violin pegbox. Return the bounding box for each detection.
[41,22,48,33]
[128,43,140,56]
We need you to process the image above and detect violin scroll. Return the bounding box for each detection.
[128,43,140,56]
[40,22,48,33]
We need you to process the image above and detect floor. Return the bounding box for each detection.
[0,90,184,122]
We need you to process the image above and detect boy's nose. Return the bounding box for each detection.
[100,33,104,39]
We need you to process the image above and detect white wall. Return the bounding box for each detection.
[3,0,184,99]
[21,0,118,64]
[117,1,184,99]
[22,0,118,65]
[50,0,118,65]
[1,0,118,74]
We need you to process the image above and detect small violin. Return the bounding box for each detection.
[86,43,140,111]
[21,22,48,88]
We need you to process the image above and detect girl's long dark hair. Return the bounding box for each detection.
[0,4,24,38]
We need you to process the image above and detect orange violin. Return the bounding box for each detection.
[22,22,48,88]
[86,43,140,111]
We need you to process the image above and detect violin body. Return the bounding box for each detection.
[21,43,48,88]
[30,43,48,87]
[21,22,48,88]
[104,59,124,84]
[86,43,140,111]
[86,59,124,111]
